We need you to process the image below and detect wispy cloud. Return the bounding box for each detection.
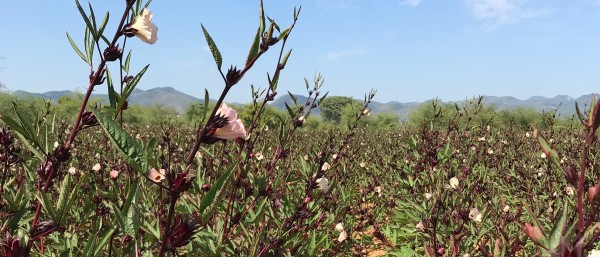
[323,46,366,61]
[467,0,553,30]
[399,0,423,7]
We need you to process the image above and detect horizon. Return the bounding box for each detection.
[8,85,599,105]
[1,1,600,104]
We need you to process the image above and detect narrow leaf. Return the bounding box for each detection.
[106,69,117,109]
[66,32,88,64]
[287,91,297,105]
[117,64,149,113]
[279,49,292,69]
[246,27,261,66]
[284,103,295,119]
[75,0,97,40]
[547,202,568,249]
[200,164,236,222]
[93,225,117,257]
[201,24,223,70]
[259,0,265,34]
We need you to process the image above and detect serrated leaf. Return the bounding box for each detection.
[201,24,223,70]
[304,78,310,90]
[280,49,292,69]
[97,11,109,39]
[204,89,210,122]
[1,116,44,161]
[547,202,568,249]
[200,164,236,222]
[66,32,88,64]
[122,50,132,73]
[38,191,58,221]
[284,103,295,119]
[93,225,117,257]
[87,3,98,40]
[75,0,97,40]
[287,91,297,105]
[84,27,92,63]
[318,92,329,106]
[308,232,316,255]
[106,69,117,109]
[121,179,139,235]
[246,28,261,66]
[575,103,586,126]
[94,111,148,173]
[535,128,561,168]
[55,174,72,225]
[117,64,149,114]
[259,0,265,34]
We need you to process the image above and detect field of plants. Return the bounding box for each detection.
[1,0,600,256]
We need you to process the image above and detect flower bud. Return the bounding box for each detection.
[524,223,543,244]
[164,215,200,249]
[103,45,123,62]
[172,171,196,192]
[30,220,58,240]
[225,66,242,86]
[1,232,25,257]
[81,111,98,127]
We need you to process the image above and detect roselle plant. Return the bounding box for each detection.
[2,1,600,257]
[0,0,382,256]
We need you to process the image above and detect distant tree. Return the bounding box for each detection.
[184,102,216,124]
[238,104,285,129]
[319,96,360,123]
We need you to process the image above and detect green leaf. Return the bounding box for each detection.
[1,115,44,161]
[575,102,586,126]
[75,0,97,40]
[94,111,148,173]
[284,103,295,119]
[201,24,223,70]
[200,163,236,222]
[259,0,266,34]
[287,91,297,105]
[535,128,561,168]
[246,27,261,66]
[84,27,92,63]
[81,232,97,257]
[318,92,329,106]
[97,11,109,40]
[66,32,88,64]
[279,49,292,69]
[122,179,139,235]
[38,191,58,222]
[87,2,98,40]
[547,202,568,250]
[106,69,117,109]
[204,89,210,122]
[93,225,117,257]
[308,232,316,255]
[117,64,149,114]
[122,50,132,73]
[55,174,73,225]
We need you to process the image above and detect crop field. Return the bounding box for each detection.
[2,100,600,256]
[1,0,600,256]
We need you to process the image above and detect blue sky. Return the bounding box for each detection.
[1,0,600,103]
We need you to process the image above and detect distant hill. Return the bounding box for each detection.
[13,87,204,114]
[9,87,598,120]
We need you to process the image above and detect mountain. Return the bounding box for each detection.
[9,87,598,119]
[13,87,203,114]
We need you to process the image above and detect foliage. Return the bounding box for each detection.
[1,1,599,257]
